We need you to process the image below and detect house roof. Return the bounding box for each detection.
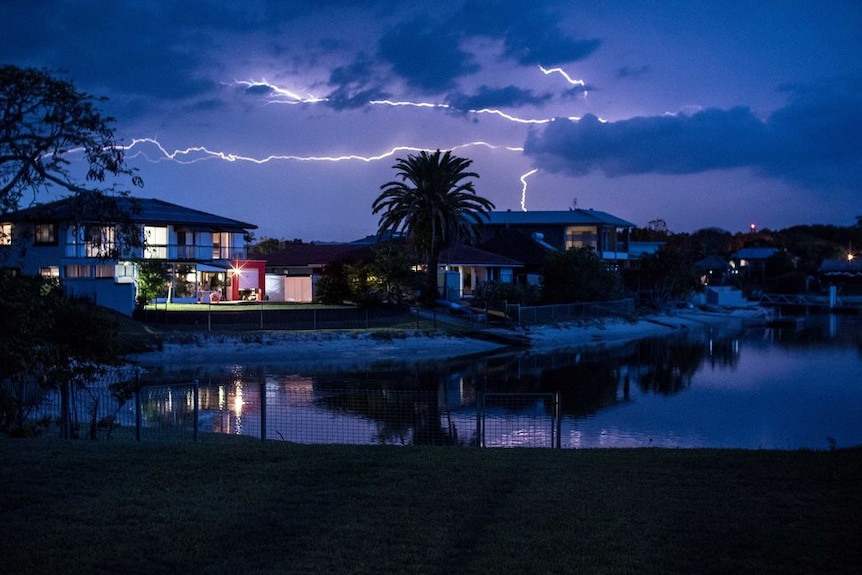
[483,209,636,228]
[439,244,523,267]
[265,241,522,268]
[732,247,779,260]
[264,244,375,267]
[818,258,862,277]
[479,229,553,266]
[694,255,731,270]
[6,196,256,231]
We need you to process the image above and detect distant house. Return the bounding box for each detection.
[694,255,732,285]
[263,243,376,302]
[818,258,862,282]
[1,196,258,315]
[480,209,636,267]
[263,240,522,302]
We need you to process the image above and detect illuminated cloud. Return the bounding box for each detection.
[524,76,862,195]
[1,0,860,238]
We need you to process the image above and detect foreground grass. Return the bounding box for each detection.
[2,438,860,575]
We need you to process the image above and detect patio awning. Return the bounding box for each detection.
[195,262,232,272]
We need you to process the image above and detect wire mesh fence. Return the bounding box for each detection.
[135,304,414,331]
[21,372,562,448]
[508,298,635,326]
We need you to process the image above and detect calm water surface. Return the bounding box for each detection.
[145,314,862,450]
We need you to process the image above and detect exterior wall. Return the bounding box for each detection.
[64,279,136,316]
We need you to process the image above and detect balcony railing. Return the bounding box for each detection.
[66,243,247,261]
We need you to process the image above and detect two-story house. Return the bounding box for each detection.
[1,196,259,315]
[479,209,636,268]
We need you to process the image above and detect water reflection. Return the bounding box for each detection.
[140,314,862,449]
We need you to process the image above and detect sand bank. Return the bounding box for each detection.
[125,308,754,372]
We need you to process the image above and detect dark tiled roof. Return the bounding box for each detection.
[7,196,256,231]
[484,209,635,228]
[479,230,552,266]
[264,244,375,266]
[266,242,522,268]
[818,259,862,276]
[439,244,523,267]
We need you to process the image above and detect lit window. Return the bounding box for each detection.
[1,222,11,245]
[40,266,59,278]
[34,223,57,245]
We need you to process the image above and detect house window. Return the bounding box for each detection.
[565,226,597,250]
[40,266,59,278]
[213,232,231,259]
[1,222,11,245]
[84,225,116,257]
[34,223,57,245]
[65,264,91,278]
[144,226,167,259]
[95,264,115,279]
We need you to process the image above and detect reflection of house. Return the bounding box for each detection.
[480,209,636,266]
[1,196,257,315]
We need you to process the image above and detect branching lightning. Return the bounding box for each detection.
[519,168,538,211]
[130,72,589,208]
[124,138,523,165]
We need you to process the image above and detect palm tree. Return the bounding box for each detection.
[372,150,494,305]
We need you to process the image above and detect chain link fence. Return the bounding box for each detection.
[136,304,414,331]
[21,372,562,448]
[507,298,635,326]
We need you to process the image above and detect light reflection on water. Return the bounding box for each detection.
[144,314,862,450]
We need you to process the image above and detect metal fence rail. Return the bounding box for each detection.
[23,375,564,449]
[137,305,414,331]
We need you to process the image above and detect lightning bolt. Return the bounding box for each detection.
[124,138,523,165]
[539,65,588,101]
[520,169,538,211]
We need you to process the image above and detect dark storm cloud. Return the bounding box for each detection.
[367,1,601,96]
[377,16,480,93]
[460,0,601,65]
[325,56,391,110]
[524,76,862,193]
[446,85,553,110]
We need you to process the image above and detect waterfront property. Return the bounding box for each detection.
[479,209,636,267]
[0,196,259,315]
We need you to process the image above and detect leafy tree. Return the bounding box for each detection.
[0,65,142,215]
[135,260,170,309]
[634,238,702,309]
[372,150,494,305]
[0,276,124,437]
[315,258,353,305]
[370,242,421,305]
[541,247,623,304]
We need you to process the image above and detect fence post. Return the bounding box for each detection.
[554,392,562,449]
[260,381,266,442]
[260,301,264,330]
[135,370,142,442]
[193,380,199,442]
[476,393,484,448]
[313,309,317,330]
[207,302,212,332]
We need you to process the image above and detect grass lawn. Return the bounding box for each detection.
[2,438,860,575]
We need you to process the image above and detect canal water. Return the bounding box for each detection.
[144,314,862,450]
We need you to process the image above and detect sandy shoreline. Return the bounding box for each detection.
[126,308,755,372]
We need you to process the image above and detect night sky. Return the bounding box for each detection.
[2,1,860,241]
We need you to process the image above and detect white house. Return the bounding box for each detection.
[1,196,258,315]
